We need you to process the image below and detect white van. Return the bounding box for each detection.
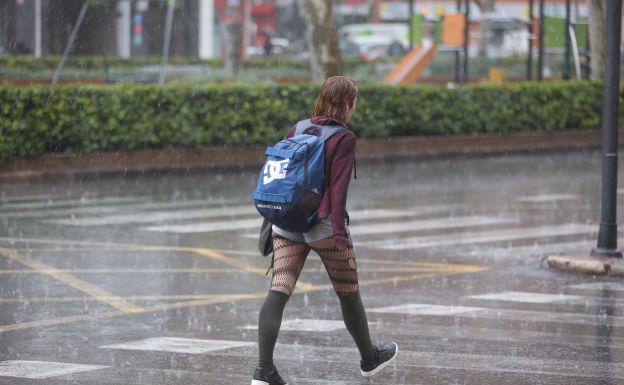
[339,23,409,60]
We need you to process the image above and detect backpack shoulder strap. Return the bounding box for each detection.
[294,119,345,142]
[294,119,314,135]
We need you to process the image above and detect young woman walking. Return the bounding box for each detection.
[251,76,398,385]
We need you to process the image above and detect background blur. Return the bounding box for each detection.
[0,0,618,84]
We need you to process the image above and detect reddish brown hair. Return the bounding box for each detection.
[313,76,358,127]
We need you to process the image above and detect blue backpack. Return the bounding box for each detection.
[253,119,344,233]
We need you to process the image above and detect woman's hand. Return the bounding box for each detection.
[333,234,352,251]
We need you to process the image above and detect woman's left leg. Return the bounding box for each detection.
[308,236,376,363]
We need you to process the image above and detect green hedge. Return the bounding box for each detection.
[0,81,608,162]
[0,55,397,71]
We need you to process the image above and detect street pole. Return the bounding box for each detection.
[199,0,215,59]
[34,0,42,57]
[116,0,131,59]
[463,0,469,83]
[527,0,533,80]
[408,0,414,50]
[455,0,462,82]
[159,0,175,85]
[591,0,622,258]
[537,0,544,81]
[563,0,571,79]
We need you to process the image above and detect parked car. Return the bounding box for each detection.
[339,23,409,60]
[246,37,291,57]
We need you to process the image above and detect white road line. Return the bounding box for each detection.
[568,282,624,292]
[47,205,258,226]
[212,342,624,378]
[4,206,124,219]
[359,224,596,250]
[244,319,352,332]
[516,194,580,203]
[369,302,624,327]
[366,320,624,348]
[6,198,241,220]
[346,206,457,221]
[144,207,459,234]
[100,337,254,354]
[143,218,262,233]
[467,292,585,303]
[349,216,517,236]
[0,360,107,379]
[0,196,147,211]
[369,304,484,316]
[0,194,61,203]
[462,240,595,260]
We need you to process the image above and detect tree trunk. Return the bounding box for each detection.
[588,0,606,80]
[302,0,343,81]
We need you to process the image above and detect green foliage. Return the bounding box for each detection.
[0,55,395,72]
[0,81,608,163]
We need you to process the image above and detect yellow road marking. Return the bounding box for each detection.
[0,267,438,275]
[359,258,488,272]
[2,236,319,295]
[0,264,482,334]
[0,268,249,274]
[16,247,261,256]
[0,293,264,303]
[0,247,144,314]
[0,236,488,334]
[0,292,267,334]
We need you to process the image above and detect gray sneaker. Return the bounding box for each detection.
[360,341,398,377]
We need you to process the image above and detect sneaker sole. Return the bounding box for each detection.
[360,342,398,377]
[251,380,288,385]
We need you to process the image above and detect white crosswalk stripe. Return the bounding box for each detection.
[0,196,147,211]
[214,342,624,379]
[8,198,242,220]
[516,193,581,203]
[467,292,585,303]
[0,194,62,203]
[100,337,254,354]
[143,218,262,233]
[368,302,624,326]
[568,282,624,292]
[358,224,596,250]
[0,360,107,379]
[348,215,517,236]
[144,207,458,234]
[46,205,257,226]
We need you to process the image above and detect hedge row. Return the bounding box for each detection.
[0,55,396,71]
[0,81,608,162]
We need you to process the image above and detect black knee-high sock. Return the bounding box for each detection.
[338,290,376,363]
[258,290,290,370]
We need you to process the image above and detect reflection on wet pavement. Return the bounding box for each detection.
[0,150,623,384]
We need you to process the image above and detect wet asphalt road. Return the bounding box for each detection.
[0,149,624,385]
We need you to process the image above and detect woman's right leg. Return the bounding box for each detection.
[257,233,310,373]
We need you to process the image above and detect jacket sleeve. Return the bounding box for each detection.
[329,132,356,250]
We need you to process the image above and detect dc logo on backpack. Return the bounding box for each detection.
[253,119,344,233]
[263,159,289,184]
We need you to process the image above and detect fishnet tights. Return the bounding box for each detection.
[270,232,358,296]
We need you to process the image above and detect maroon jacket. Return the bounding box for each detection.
[284,115,356,250]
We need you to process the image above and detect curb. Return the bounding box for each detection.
[546,255,624,277]
[0,128,617,181]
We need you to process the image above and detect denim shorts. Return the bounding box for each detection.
[272,216,334,243]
